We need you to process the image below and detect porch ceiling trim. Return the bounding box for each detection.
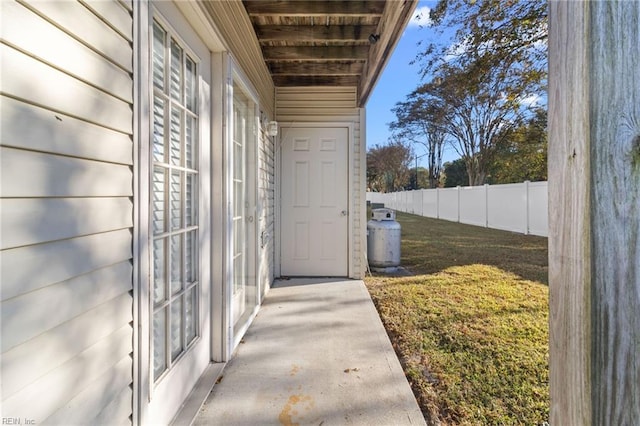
[241,0,419,107]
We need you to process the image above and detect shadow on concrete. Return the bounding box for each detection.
[194,278,426,426]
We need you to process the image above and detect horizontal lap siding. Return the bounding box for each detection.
[0,1,133,424]
[275,87,365,278]
[353,117,363,276]
[204,0,274,117]
[259,128,276,298]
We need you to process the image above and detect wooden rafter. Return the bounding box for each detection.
[255,25,378,42]
[243,1,386,17]
[262,46,370,61]
[272,75,360,86]
[241,0,418,104]
[268,62,365,76]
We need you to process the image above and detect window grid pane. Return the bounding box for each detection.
[233,142,243,180]
[233,181,243,218]
[233,253,244,293]
[170,170,182,231]
[170,298,183,361]
[152,23,165,90]
[151,19,200,382]
[170,107,181,166]
[186,172,196,227]
[170,39,182,101]
[186,230,197,283]
[153,308,167,380]
[152,167,166,235]
[170,234,182,295]
[153,237,166,304]
[186,56,196,113]
[152,98,165,163]
[186,114,195,169]
[185,287,197,344]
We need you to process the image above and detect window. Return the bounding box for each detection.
[151,19,199,382]
[231,81,258,332]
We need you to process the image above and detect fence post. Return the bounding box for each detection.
[525,180,530,235]
[484,184,489,228]
[456,186,461,223]
[436,188,440,219]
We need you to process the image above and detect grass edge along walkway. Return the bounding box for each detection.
[365,212,549,425]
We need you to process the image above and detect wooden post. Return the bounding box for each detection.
[549,1,640,424]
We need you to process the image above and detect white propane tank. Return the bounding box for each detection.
[367,208,401,272]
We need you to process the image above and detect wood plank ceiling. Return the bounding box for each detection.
[242,0,418,105]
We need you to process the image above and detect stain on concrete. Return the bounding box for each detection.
[290,364,301,376]
[278,394,315,426]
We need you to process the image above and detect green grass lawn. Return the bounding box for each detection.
[365,212,549,425]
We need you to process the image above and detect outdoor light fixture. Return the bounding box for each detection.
[267,121,278,137]
[368,33,380,44]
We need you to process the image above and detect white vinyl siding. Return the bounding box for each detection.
[276,87,359,118]
[0,1,134,424]
[0,147,131,197]
[202,0,274,117]
[258,126,276,298]
[276,87,365,278]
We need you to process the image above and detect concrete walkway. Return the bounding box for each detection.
[194,279,426,426]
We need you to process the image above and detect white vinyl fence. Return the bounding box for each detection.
[367,181,548,237]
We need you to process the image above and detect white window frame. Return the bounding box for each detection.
[224,58,262,358]
[148,14,203,385]
[134,1,222,423]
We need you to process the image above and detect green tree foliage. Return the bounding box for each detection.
[409,0,548,186]
[367,141,413,192]
[488,108,547,184]
[389,94,447,188]
[409,166,431,190]
[418,59,534,185]
[419,0,547,96]
[442,158,468,187]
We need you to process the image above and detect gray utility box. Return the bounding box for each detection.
[367,208,401,270]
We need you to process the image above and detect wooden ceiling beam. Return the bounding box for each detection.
[239,0,418,105]
[263,45,369,61]
[272,74,360,87]
[254,25,379,42]
[243,1,386,16]
[358,0,418,106]
[268,61,365,75]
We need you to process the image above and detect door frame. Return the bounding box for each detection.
[275,122,355,278]
[224,58,262,357]
[145,2,214,424]
[133,1,227,424]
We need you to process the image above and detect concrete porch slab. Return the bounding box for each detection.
[193,278,426,426]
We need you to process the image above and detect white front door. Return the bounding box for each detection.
[147,3,212,424]
[281,127,349,276]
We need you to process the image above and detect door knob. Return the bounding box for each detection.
[341,210,348,216]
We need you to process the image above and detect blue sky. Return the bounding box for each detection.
[365,2,459,166]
